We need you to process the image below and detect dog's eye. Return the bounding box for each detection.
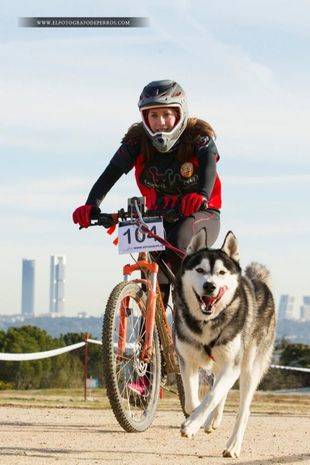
[219,270,226,275]
[196,268,204,274]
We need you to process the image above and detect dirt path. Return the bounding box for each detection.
[0,407,309,465]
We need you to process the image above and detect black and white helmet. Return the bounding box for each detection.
[138,80,188,153]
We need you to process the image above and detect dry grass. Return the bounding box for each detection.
[0,387,309,415]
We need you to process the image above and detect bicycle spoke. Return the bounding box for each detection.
[115,355,135,377]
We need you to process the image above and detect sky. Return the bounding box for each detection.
[1,0,309,317]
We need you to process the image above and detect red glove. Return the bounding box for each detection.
[72,205,93,228]
[180,193,205,217]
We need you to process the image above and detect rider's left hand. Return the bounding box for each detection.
[180,193,205,217]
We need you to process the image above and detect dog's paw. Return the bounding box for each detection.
[180,419,200,439]
[204,412,222,434]
[204,425,216,434]
[204,417,217,434]
[222,447,240,458]
[223,436,242,458]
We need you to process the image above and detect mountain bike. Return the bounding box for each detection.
[90,197,186,432]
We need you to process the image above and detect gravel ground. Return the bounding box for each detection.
[0,407,309,465]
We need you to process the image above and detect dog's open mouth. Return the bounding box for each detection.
[195,286,227,315]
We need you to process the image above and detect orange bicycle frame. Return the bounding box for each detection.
[120,256,179,374]
[122,260,158,362]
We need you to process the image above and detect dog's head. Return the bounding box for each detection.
[180,229,241,321]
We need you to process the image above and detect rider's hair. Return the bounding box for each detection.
[122,118,216,163]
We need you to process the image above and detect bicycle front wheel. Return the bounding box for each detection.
[102,281,161,432]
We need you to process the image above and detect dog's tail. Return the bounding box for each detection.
[245,262,272,290]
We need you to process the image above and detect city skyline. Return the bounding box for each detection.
[1,1,310,316]
[18,256,66,316]
[11,260,310,321]
[16,255,310,320]
[277,294,310,321]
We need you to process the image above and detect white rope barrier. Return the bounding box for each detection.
[86,338,102,346]
[270,364,310,373]
[0,341,86,361]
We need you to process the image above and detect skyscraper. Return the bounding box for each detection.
[278,294,296,319]
[49,255,66,314]
[300,296,310,321]
[21,259,35,315]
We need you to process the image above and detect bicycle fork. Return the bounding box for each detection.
[122,260,159,363]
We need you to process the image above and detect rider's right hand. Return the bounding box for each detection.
[72,204,94,228]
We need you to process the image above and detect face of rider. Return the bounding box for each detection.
[147,107,178,133]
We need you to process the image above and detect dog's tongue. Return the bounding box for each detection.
[202,286,227,309]
[202,295,217,307]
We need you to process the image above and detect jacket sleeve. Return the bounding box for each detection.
[195,138,219,200]
[85,143,140,207]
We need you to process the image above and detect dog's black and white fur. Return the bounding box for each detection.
[174,230,276,458]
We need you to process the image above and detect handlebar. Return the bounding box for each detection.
[89,207,182,228]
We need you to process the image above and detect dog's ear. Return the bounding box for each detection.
[221,231,240,262]
[186,228,208,255]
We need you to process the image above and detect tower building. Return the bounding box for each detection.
[21,259,35,315]
[301,296,310,321]
[278,294,296,319]
[49,255,66,314]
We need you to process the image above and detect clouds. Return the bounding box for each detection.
[1,32,184,153]
[2,4,308,165]
[1,3,309,163]
[0,177,87,212]
[170,1,310,37]
[0,175,135,218]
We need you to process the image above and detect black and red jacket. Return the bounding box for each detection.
[86,126,222,212]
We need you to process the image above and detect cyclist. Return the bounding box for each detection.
[73,80,222,393]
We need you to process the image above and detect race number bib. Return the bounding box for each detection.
[118,218,165,254]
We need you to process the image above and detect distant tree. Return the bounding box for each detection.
[275,337,290,350]
[0,326,84,389]
[60,331,100,386]
[62,332,86,346]
[61,332,103,384]
[61,332,86,363]
[259,342,310,390]
[0,326,58,389]
[280,344,310,367]
[88,342,104,385]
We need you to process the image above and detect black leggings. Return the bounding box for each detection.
[158,209,221,305]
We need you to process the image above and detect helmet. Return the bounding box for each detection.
[138,80,188,153]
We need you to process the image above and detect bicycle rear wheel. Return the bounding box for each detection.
[102,281,161,432]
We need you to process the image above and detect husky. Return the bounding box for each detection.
[174,229,276,458]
